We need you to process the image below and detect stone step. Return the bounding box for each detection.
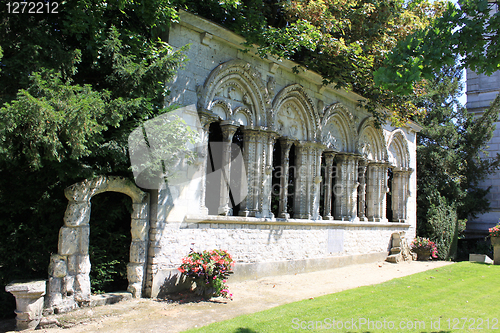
[90,292,132,307]
[469,254,493,264]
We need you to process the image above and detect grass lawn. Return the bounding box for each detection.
[184,262,500,332]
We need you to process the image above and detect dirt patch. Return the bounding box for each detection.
[2,260,452,333]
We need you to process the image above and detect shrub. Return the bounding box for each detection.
[178,249,234,299]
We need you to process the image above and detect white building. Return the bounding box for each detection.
[466,69,500,237]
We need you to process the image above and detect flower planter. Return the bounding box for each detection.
[414,249,432,261]
[491,236,500,265]
[192,278,216,299]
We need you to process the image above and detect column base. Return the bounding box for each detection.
[323,215,333,220]
[218,206,232,216]
[279,212,290,220]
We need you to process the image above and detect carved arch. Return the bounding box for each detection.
[46,176,150,314]
[272,84,319,141]
[387,129,410,169]
[320,103,357,152]
[197,59,270,127]
[357,117,388,162]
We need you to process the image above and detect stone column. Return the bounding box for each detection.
[358,159,368,221]
[311,144,325,220]
[279,139,294,219]
[239,129,259,217]
[366,162,389,222]
[261,131,279,218]
[392,169,411,222]
[323,152,336,220]
[334,154,359,221]
[5,280,46,331]
[294,143,312,219]
[198,112,216,215]
[218,121,238,215]
[127,200,149,298]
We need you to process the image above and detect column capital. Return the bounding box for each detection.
[393,167,413,174]
[336,152,361,161]
[198,110,218,129]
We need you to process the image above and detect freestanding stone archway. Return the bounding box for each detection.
[45,176,150,314]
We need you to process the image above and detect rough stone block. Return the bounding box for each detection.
[130,241,147,263]
[67,255,90,275]
[63,275,75,296]
[79,226,90,255]
[127,263,144,283]
[74,274,91,303]
[58,227,80,256]
[131,219,149,241]
[63,202,91,227]
[48,256,67,278]
[132,203,149,219]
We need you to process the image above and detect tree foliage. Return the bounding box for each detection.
[415,64,500,259]
[0,0,187,318]
[375,0,500,94]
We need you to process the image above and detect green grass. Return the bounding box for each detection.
[184,262,500,332]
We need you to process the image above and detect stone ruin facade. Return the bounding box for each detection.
[6,11,421,321]
[45,176,150,314]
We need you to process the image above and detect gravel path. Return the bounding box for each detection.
[6,260,452,333]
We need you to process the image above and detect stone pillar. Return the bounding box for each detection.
[218,121,238,215]
[279,139,294,219]
[334,154,359,221]
[198,112,216,215]
[127,201,149,298]
[358,159,368,221]
[261,131,279,218]
[239,129,259,217]
[392,169,411,222]
[6,280,46,331]
[294,143,312,219]
[323,152,336,220]
[366,162,389,222]
[311,144,325,220]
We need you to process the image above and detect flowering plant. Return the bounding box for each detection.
[489,223,500,237]
[178,249,234,299]
[411,237,438,258]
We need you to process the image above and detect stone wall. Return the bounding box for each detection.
[140,10,420,297]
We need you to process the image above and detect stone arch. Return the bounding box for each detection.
[387,130,410,169]
[320,103,357,152]
[357,117,388,162]
[46,176,150,314]
[272,84,319,141]
[197,59,270,127]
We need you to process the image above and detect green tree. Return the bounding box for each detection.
[415,65,500,259]
[178,0,446,124]
[0,0,188,317]
[375,0,500,95]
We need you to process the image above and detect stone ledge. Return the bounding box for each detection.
[184,214,411,228]
[90,292,132,307]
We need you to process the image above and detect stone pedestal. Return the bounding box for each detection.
[491,236,500,265]
[5,280,46,331]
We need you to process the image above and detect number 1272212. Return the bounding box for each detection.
[6,2,59,14]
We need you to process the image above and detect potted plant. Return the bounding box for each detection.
[178,249,234,299]
[489,223,500,246]
[410,237,438,261]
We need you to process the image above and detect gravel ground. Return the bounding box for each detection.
[2,260,453,333]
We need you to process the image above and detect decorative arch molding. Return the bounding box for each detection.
[272,84,319,141]
[320,103,357,152]
[197,59,270,127]
[387,129,410,169]
[46,176,150,314]
[357,117,388,162]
